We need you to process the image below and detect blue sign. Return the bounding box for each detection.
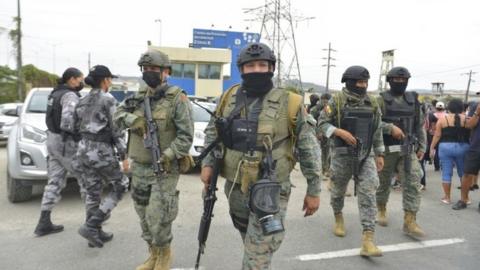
[192,29,261,91]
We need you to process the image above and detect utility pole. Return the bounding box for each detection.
[88,52,91,70]
[462,70,477,103]
[322,42,336,92]
[155,19,162,46]
[16,0,23,101]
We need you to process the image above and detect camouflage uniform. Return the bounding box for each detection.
[73,88,128,220]
[41,89,85,211]
[317,88,384,232]
[114,84,193,248]
[376,94,425,212]
[311,102,331,176]
[203,86,321,269]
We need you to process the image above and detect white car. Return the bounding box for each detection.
[0,102,23,141]
[189,102,216,159]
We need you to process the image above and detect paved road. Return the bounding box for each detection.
[0,146,479,270]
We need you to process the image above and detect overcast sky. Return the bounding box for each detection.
[0,0,479,91]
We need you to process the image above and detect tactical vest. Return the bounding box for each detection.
[380,91,418,146]
[217,85,299,185]
[333,91,378,159]
[128,86,183,163]
[46,86,80,134]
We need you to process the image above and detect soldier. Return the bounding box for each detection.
[375,67,426,238]
[317,66,384,257]
[307,93,320,114]
[200,42,321,269]
[73,65,129,248]
[114,49,194,270]
[34,67,85,237]
[311,93,333,179]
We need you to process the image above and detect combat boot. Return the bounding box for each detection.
[34,210,64,236]
[403,211,425,237]
[78,209,106,248]
[136,245,159,270]
[333,213,346,237]
[85,210,114,247]
[154,246,172,270]
[360,231,383,257]
[377,203,388,227]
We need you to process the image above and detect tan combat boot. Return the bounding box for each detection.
[154,246,172,270]
[377,203,388,227]
[333,213,346,237]
[403,211,425,237]
[360,231,383,257]
[136,245,158,270]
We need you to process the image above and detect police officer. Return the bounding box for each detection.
[200,42,321,269]
[317,66,384,257]
[376,67,426,237]
[34,67,85,237]
[114,49,194,269]
[74,65,128,248]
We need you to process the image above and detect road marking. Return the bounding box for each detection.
[296,238,466,261]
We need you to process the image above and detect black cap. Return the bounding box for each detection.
[88,65,118,78]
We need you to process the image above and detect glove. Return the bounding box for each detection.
[178,155,195,174]
[130,117,147,136]
[159,155,172,173]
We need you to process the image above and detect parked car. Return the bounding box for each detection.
[0,102,23,141]
[189,102,216,160]
[5,88,96,202]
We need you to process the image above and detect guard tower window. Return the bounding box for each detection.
[199,64,221,80]
[171,63,195,79]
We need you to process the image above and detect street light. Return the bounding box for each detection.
[154,19,162,46]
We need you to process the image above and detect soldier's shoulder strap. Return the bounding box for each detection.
[366,94,379,111]
[215,84,240,117]
[287,91,303,128]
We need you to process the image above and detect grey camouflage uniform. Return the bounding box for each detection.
[317,88,384,232]
[73,88,128,217]
[41,91,85,211]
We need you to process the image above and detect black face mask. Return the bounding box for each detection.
[241,72,274,97]
[74,82,84,91]
[389,81,408,96]
[346,80,367,96]
[142,71,162,89]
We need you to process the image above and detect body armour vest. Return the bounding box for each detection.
[46,86,80,134]
[217,86,296,184]
[380,91,418,146]
[128,86,183,164]
[333,91,376,159]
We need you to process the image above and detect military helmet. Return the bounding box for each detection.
[138,49,172,69]
[237,42,276,69]
[321,93,332,100]
[341,66,370,83]
[386,66,411,81]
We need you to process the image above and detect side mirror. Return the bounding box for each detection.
[4,108,18,117]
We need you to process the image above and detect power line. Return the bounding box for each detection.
[415,64,480,78]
